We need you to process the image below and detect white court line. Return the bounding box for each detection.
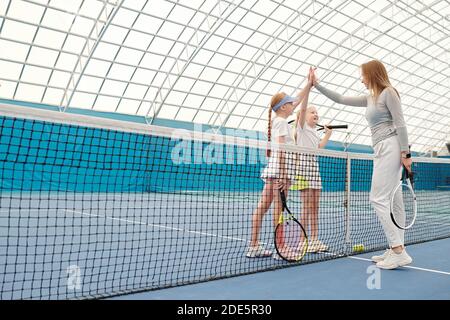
[63,209,248,243]
[347,255,450,276]
[318,251,450,276]
[3,209,450,275]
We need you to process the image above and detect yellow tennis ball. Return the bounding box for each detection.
[353,244,365,252]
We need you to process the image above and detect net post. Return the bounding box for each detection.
[345,154,351,245]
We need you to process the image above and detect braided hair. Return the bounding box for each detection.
[267,93,286,157]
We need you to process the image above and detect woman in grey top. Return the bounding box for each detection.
[310,60,413,269]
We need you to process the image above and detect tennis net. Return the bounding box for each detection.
[1,104,449,299]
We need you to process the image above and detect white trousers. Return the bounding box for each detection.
[370,135,404,247]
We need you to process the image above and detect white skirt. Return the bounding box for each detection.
[293,154,322,190]
[260,151,297,181]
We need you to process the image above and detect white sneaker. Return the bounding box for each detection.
[307,239,328,253]
[246,244,272,258]
[315,240,328,252]
[371,249,391,263]
[376,249,412,270]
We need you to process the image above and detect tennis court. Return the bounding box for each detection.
[1,106,449,299]
[113,237,450,300]
[2,0,450,303]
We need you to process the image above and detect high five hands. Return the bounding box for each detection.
[308,66,318,87]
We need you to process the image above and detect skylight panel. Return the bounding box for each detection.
[8,0,45,24]
[2,19,37,43]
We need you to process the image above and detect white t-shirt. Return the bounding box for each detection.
[272,117,295,145]
[261,117,296,180]
[296,122,320,148]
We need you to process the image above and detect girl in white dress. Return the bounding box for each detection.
[295,69,332,253]
[247,75,313,259]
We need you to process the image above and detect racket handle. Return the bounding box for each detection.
[402,165,414,185]
[317,125,348,130]
[327,125,348,129]
[279,190,287,203]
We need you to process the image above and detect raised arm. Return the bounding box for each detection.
[292,85,311,109]
[296,85,311,129]
[310,69,367,107]
[295,67,314,129]
[315,83,367,107]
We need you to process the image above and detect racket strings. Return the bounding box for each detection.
[391,183,416,229]
[275,220,308,261]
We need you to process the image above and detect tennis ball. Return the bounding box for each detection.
[353,244,365,252]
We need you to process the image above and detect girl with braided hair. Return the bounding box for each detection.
[247,70,314,259]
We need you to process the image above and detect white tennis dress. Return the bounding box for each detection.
[261,117,296,181]
[296,122,322,189]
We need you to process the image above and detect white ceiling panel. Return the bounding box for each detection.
[0,0,448,153]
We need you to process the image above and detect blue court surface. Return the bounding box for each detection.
[112,237,450,300]
[1,190,449,299]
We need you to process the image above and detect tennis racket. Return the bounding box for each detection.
[390,165,417,230]
[274,190,308,262]
[316,124,348,131]
[287,120,348,131]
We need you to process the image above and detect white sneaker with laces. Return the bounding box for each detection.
[371,249,391,263]
[315,240,328,252]
[307,239,328,253]
[246,245,272,258]
[376,249,412,270]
